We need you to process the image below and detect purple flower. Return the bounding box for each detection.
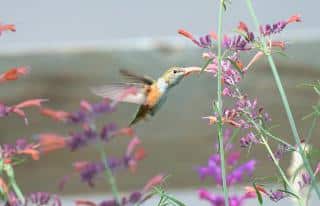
[269,190,287,202]
[129,191,142,203]
[100,123,118,141]
[99,199,118,206]
[0,138,39,160]
[227,160,256,185]
[71,156,137,187]
[5,192,21,206]
[67,100,114,124]
[260,21,287,36]
[240,132,258,148]
[274,143,290,160]
[178,29,214,48]
[197,151,256,186]
[0,102,10,117]
[67,131,88,151]
[298,173,312,189]
[27,192,61,206]
[75,161,105,187]
[205,55,242,86]
[223,35,251,51]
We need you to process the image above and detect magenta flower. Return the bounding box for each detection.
[198,188,253,206]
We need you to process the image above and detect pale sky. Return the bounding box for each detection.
[0,0,318,49]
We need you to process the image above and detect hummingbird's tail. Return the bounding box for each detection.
[129,105,149,126]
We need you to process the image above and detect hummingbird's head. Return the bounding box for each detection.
[162,67,190,87]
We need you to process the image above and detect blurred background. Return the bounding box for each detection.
[0,0,319,205]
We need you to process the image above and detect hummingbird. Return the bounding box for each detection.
[91,67,199,126]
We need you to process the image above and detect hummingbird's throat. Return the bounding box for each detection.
[156,78,169,93]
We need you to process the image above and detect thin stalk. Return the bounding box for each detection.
[10,179,25,204]
[216,1,229,205]
[245,0,320,198]
[4,164,25,204]
[97,142,121,204]
[260,134,303,205]
[244,115,303,204]
[260,127,295,150]
[306,117,317,144]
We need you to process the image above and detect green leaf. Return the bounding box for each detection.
[253,182,263,205]
[153,187,186,206]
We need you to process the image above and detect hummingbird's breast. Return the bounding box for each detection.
[145,78,169,107]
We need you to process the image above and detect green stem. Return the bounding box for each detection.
[243,115,303,204]
[260,134,303,205]
[97,142,121,204]
[245,0,320,198]
[216,1,229,206]
[10,180,25,204]
[3,164,25,204]
[306,117,317,144]
[260,127,295,150]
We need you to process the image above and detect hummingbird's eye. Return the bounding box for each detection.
[173,70,177,74]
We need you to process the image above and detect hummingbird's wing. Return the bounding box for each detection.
[119,69,155,85]
[91,83,147,104]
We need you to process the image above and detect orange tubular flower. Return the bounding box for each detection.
[0,66,30,83]
[178,28,196,40]
[286,14,301,24]
[40,107,70,122]
[0,177,9,195]
[75,200,97,206]
[0,22,16,34]
[244,185,268,198]
[271,41,286,50]
[142,174,165,193]
[38,133,67,153]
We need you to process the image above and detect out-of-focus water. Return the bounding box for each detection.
[57,189,320,206]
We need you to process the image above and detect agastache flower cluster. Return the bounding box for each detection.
[0,138,41,162]
[203,94,270,149]
[0,21,66,206]
[38,99,146,190]
[178,14,305,205]
[197,129,256,206]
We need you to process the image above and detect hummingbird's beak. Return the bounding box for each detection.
[182,67,202,77]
